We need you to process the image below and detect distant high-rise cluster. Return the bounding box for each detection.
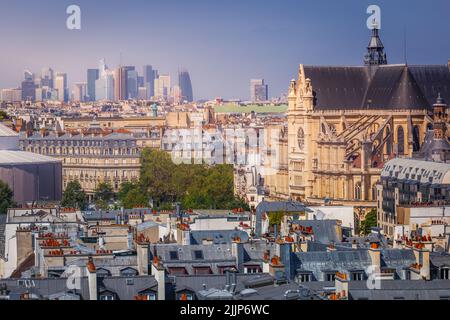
[178,71,194,103]
[0,60,194,104]
[250,79,269,102]
[0,67,66,103]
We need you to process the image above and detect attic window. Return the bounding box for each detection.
[193,250,204,260]
[126,279,134,286]
[350,271,365,281]
[169,251,179,260]
[325,272,336,281]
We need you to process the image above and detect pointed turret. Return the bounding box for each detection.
[364,20,388,66]
[420,94,450,163]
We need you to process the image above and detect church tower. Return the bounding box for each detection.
[287,65,315,201]
[433,93,448,140]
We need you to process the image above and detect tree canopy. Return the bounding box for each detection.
[0,180,15,214]
[94,182,115,210]
[118,182,148,209]
[61,180,87,210]
[120,149,249,211]
[360,209,378,235]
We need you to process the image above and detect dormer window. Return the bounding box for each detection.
[169,251,179,261]
[350,271,365,281]
[441,267,449,280]
[296,272,312,283]
[193,250,204,260]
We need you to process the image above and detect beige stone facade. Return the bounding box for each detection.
[262,63,450,215]
[20,131,142,196]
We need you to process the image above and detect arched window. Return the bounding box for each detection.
[413,126,421,152]
[372,184,377,201]
[385,127,392,155]
[355,183,362,200]
[298,128,305,150]
[397,126,405,155]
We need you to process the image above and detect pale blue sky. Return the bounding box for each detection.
[0,0,449,100]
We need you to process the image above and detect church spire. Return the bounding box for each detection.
[364,19,388,66]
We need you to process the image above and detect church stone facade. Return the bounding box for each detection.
[268,26,450,210]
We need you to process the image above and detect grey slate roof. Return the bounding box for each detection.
[292,248,416,281]
[0,276,157,300]
[293,250,372,281]
[430,252,450,268]
[300,279,450,300]
[292,220,341,244]
[98,276,158,300]
[150,242,275,275]
[347,280,450,300]
[172,274,268,299]
[420,130,450,162]
[257,200,311,213]
[304,64,450,110]
[190,230,249,245]
[66,255,139,277]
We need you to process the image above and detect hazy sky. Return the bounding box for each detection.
[0,0,449,100]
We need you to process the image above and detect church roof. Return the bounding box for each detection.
[304,64,450,111]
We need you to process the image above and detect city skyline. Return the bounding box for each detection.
[0,0,449,100]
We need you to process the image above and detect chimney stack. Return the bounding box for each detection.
[276,241,293,280]
[368,242,381,273]
[231,239,244,273]
[412,244,430,280]
[136,242,150,275]
[335,272,349,301]
[86,257,97,301]
[151,257,166,300]
[16,227,33,267]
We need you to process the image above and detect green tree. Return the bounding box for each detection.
[0,110,9,120]
[360,209,378,235]
[137,148,253,210]
[61,180,87,210]
[118,182,148,209]
[268,211,286,227]
[118,182,135,203]
[0,180,15,214]
[94,182,114,210]
[140,149,176,205]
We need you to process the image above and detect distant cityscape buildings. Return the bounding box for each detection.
[87,69,99,101]
[54,72,68,103]
[0,61,195,104]
[178,70,194,103]
[250,79,269,102]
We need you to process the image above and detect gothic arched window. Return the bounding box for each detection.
[298,128,305,150]
[385,127,392,155]
[397,126,405,155]
[413,126,421,152]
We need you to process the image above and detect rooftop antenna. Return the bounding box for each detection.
[119,52,123,68]
[403,26,408,65]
